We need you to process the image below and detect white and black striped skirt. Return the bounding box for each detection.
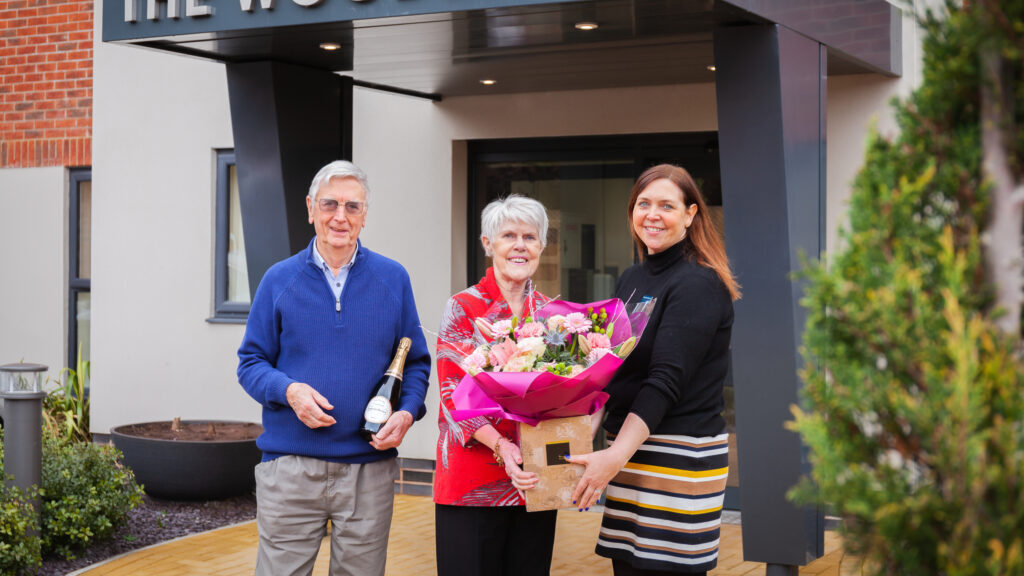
[596,433,729,573]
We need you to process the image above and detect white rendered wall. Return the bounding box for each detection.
[825,7,926,257]
[0,167,67,383]
[352,88,449,459]
[91,0,253,434]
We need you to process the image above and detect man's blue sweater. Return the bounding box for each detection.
[237,239,431,463]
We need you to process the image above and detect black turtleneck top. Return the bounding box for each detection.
[603,238,733,437]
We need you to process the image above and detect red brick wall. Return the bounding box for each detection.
[0,0,92,168]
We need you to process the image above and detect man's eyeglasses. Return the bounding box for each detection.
[317,199,365,215]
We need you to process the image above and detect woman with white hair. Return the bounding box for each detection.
[433,195,557,576]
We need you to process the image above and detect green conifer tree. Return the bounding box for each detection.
[790,2,1024,574]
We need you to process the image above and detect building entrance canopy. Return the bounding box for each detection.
[103,0,900,97]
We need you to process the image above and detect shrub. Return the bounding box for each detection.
[39,433,144,559]
[0,485,41,575]
[0,441,42,575]
[0,362,143,565]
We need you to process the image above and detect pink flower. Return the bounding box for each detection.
[460,351,489,376]
[545,315,566,331]
[585,348,612,366]
[487,338,519,368]
[516,337,546,357]
[490,319,513,337]
[562,312,593,334]
[585,332,611,350]
[515,321,545,339]
[501,352,537,372]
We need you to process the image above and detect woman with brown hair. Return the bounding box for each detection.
[567,164,741,575]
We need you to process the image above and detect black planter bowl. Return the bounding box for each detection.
[111,420,263,500]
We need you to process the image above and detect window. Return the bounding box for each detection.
[212,150,251,321]
[69,168,91,369]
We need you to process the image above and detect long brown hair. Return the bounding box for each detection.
[627,164,741,301]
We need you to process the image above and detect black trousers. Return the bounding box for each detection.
[435,503,557,576]
[612,559,706,576]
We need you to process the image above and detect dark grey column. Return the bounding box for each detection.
[226,62,353,296]
[714,24,826,566]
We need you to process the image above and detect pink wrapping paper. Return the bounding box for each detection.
[450,297,647,427]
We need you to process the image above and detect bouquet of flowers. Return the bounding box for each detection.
[450,296,656,426]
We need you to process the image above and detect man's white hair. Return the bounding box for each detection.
[308,160,370,202]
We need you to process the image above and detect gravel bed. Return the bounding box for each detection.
[36,492,257,576]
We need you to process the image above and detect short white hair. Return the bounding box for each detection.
[308,160,370,202]
[480,195,549,250]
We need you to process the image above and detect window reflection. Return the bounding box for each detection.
[78,181,91,280]
[76,292,91,364]
[227,165,250,304]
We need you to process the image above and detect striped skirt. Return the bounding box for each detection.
[596,433,729,573]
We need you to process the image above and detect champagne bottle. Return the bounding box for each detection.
[361,337,412,441]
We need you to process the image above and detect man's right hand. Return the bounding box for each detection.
[285,382,337,428]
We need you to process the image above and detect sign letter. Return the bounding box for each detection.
[240,0,276,11]
[125,0,138,22]
[292,0,324,6]
[186,0,214,17]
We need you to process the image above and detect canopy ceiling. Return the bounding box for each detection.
[106,0,901,97]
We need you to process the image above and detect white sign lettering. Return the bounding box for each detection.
[186,0,214,17]
[126,0,335,23]
[240,0,276,11]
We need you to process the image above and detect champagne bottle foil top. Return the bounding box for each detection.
[385,337,413,379]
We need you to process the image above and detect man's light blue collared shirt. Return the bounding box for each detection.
[312,244,357,304]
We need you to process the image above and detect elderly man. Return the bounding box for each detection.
[237,160,431,576]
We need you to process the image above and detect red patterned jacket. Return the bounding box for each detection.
[433,267,549,506]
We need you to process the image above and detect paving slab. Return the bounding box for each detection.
[77,495,849,575]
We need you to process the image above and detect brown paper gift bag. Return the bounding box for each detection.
[518,415,592,512]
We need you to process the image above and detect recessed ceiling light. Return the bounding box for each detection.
[320,43,341,51]
[480,79,497,86]
[707,65,716,72]
[574,21,599,31]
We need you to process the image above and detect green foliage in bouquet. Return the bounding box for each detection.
[537,307,615,375]
[0,431,42,575]
[789,3,1024,574]
[38,433,144,559]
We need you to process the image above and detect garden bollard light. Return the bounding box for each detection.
[0,362,47,518]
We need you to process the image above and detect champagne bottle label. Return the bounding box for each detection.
[364,395,392,424]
